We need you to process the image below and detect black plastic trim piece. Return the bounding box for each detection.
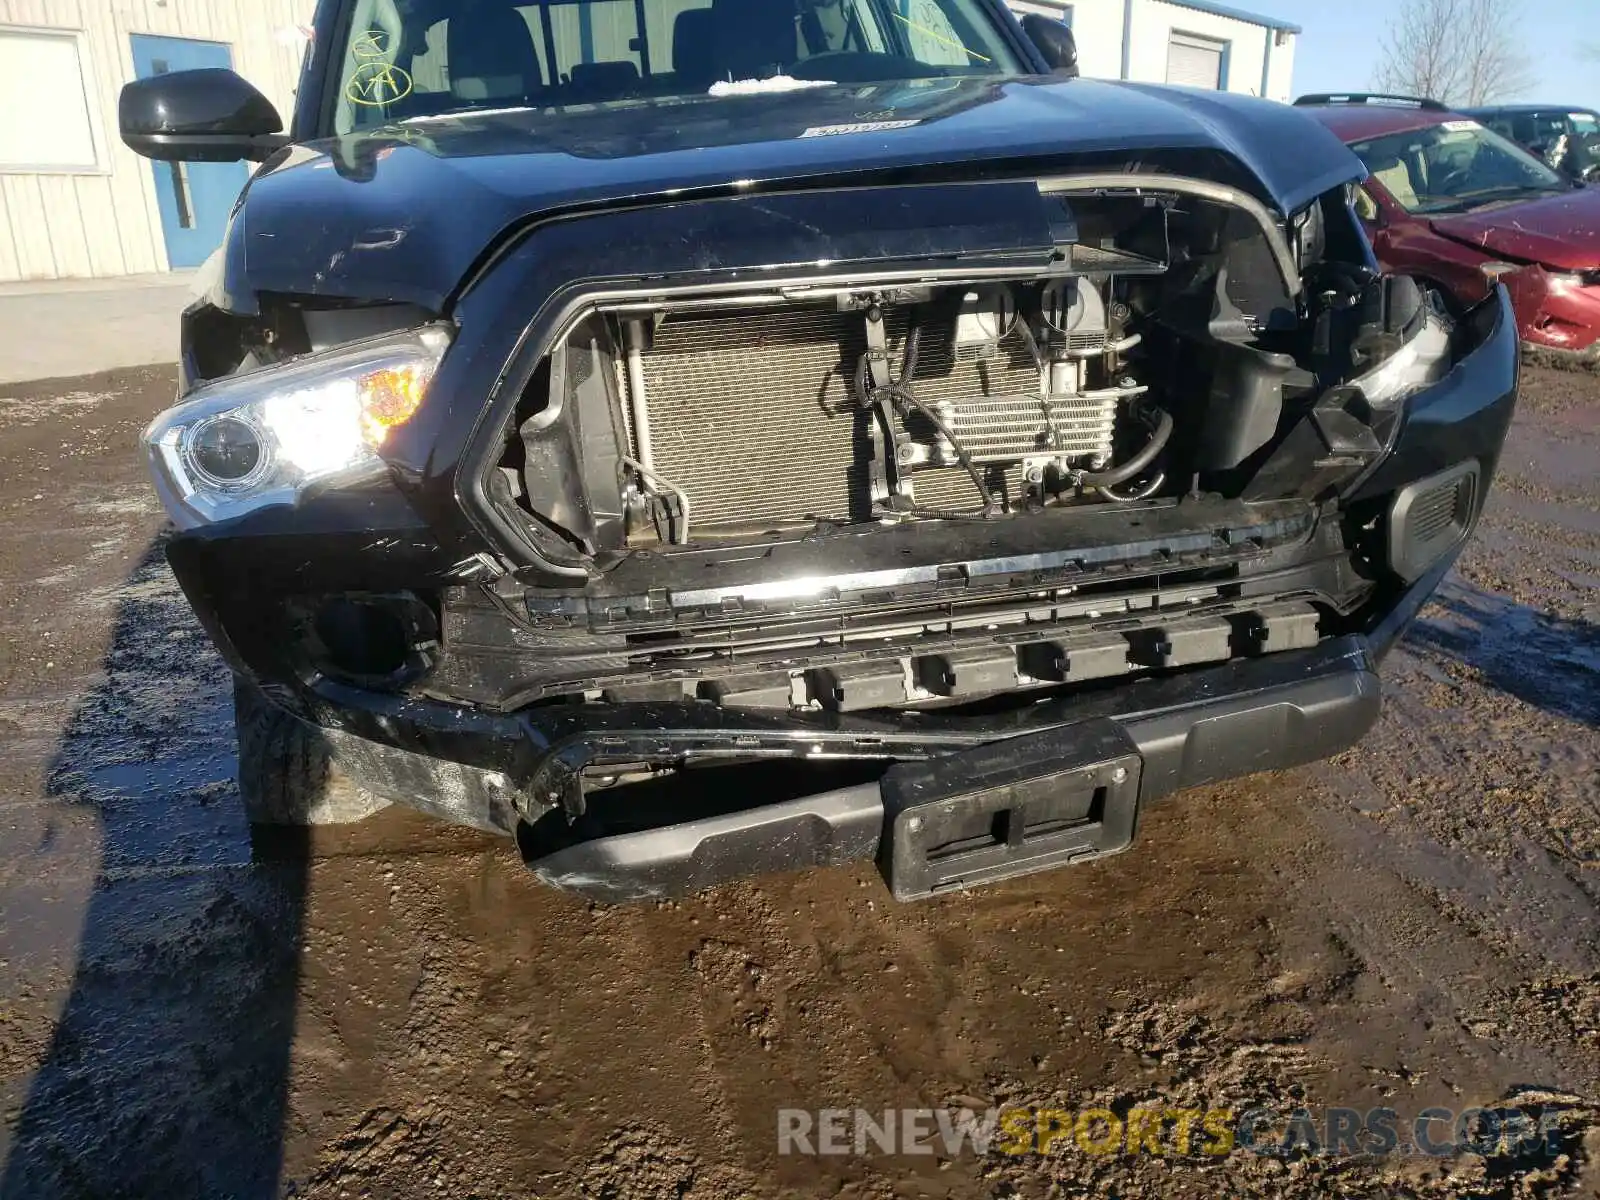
[1387,460,1478,583]
[880,720,1142,900]
[523,782,885,901]
[513,636,1382,901]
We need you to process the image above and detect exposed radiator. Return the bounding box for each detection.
[631,303,1121,528]
[637,308,866,526]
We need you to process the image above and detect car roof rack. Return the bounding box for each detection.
[1293,92,1449,110]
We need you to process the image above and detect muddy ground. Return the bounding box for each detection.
[0,364,1595,1199]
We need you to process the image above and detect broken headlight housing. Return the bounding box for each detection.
[1342,275,1454,409]
[145,325,452,529]
[1348,307,1452,408]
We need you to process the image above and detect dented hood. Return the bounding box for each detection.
[217,76,1363,312]
[1429,185,1600,271]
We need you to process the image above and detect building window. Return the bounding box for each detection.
[0,28,101,171]
[1165,31,1228,90]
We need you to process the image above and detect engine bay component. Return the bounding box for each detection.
[1040,277,1111,356]
[951,288,1018,354]
[599,273,1155,534]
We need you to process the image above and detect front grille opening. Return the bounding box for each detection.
[499,270,1167,551]
[479,181,1479,566]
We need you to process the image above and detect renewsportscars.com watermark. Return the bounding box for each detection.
[778,1105,1574,1160]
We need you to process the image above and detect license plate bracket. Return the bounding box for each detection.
[878,719,1142,900]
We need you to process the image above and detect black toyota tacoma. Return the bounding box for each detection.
[118,0,1516,901]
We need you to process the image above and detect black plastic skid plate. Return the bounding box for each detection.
[878,719,1142,901]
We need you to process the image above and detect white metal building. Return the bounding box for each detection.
[1010,0,1297,100]
[0,0,310,284]
[0,0,1295,284]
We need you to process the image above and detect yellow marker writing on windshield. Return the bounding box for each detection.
[891,12,990,62]
[352,31,389,60]
[346,61,413,106]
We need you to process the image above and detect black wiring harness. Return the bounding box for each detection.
[854,312,1001,517]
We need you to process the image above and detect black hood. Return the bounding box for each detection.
[213,76,1362,312]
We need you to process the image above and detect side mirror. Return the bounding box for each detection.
[119,68,288,163]
[1020,14,1079,77]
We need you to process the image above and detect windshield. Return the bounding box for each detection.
[1350,119,1570,215]
[331,0,1024,133]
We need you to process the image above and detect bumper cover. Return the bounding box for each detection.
[520,633,1382,901]
[318,533,1461,903]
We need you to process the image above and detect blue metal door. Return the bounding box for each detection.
[129,35,251,269]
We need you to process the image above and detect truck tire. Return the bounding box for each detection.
[234,678,391,826]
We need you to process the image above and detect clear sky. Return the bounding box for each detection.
[1272,0,1600,110]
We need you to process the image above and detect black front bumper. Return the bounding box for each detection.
[524,633,1383,901]
[309,539,1453,902]
[518,540,1463,901]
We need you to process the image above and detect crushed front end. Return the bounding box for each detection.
[153,168,1519,900]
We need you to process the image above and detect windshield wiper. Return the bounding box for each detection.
[1418,184,1566,213]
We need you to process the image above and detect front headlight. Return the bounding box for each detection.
[146,325,451,528]
[1350,308,1452,408]
[1546,269,1600,290]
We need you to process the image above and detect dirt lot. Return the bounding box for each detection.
[0,363,1595,1199]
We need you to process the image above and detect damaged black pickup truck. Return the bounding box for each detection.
[118,0,1516,902]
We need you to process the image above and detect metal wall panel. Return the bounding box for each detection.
[0,0,315,282]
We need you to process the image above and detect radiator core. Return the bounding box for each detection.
[630,304,1118,528]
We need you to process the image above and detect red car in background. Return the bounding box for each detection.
[1297,93,1600,366]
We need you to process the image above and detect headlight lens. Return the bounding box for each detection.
[1350,309,1452,408]
[146,325,451,528]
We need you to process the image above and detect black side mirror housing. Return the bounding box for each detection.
[1020,14,1079,77]
[119,68,289,163]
